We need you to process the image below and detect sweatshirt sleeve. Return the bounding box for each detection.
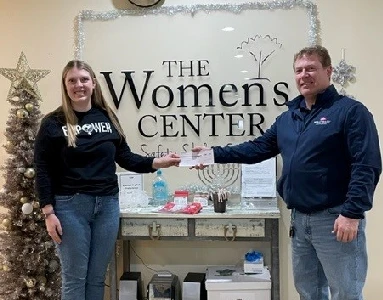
[213,120,280,164]
[115,137,156,174]
[34,117,56,208]
[341,103,382,219]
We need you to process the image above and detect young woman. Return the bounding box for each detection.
[34,60,180,300]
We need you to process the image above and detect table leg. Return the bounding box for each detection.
[270,219,280,300]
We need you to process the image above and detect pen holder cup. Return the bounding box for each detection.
[212,193,227,213]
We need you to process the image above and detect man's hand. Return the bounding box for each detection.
[191,146,211,169]
[45,214,63,244]
[152,153,181,169]
[333,215,360,243]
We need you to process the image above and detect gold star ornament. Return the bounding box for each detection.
[0,52,50,101]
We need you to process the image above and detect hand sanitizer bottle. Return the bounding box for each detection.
[152,169,169,206]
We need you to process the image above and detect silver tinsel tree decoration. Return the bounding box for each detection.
[0,53,61,299]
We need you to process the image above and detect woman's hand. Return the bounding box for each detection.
[152,153,181,169]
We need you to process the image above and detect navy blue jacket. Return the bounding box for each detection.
[213,85,381,218]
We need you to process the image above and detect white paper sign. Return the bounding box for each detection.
[241,157,276,198]
[117,171,143,199]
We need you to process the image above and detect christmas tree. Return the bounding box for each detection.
[0,53,61,299]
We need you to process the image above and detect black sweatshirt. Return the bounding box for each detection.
[34,106,155,208]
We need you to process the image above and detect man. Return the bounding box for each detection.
[193,45,381,300]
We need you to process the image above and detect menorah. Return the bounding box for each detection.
[197,163,240,193]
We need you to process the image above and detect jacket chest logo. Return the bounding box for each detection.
[314,117,331,125]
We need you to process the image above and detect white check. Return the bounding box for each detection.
[179,149,215,167]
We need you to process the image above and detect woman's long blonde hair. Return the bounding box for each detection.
[61,60,125,147]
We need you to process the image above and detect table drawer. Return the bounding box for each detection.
[195,219,265,238]
[208,289,270,300]
[206,281,271,300]
[120,218,188,238]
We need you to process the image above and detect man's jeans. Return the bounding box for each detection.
[54,193,120,300]
[292,206,367,300]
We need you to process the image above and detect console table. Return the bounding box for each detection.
[109,206,280,300]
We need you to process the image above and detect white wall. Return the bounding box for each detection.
[0,0,382,299]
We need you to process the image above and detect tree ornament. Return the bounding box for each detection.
[48,260,59,272]
[2,218,11,227]
[17,167,26,173]
[20,196,29,203]
[25,103,34,112]
[332,48,356,98]
[44,241,54,249]
[36,275,47,285]
[332,50,356,86]
[0,52,50,102]
[23,168,35,178]
[3,265,10,272]
[16,108,29,119]
[22,203,34,215]
[28,222,36,231]
[44,287,53,297]
[24,278,36,288]
[33,201,40,208]
[5,140,13,149]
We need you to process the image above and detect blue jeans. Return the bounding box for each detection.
[291,206,367,300]
[54,193,120,300]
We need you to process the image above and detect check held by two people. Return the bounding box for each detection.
[179,147,214,168]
